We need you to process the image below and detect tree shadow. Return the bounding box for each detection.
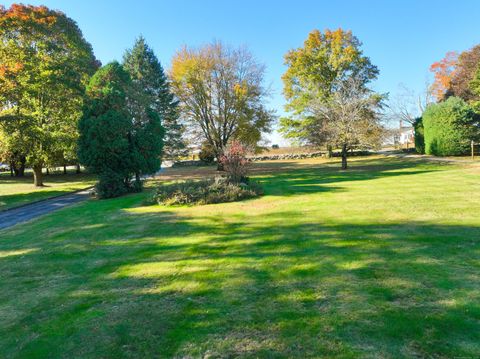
[0,201,479,357]
[154,157,447,199]
[253,157,445,197]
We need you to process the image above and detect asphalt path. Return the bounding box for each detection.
[0,189,92,230]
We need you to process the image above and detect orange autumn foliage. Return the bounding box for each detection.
[0,4,57,25]
[0,63,23,77]
[429,51,458,101]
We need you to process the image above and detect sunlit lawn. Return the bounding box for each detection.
[0,171,96,211]
[1,156,479,358]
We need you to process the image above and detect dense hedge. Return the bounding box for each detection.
[423,97,476,156]
[413,117,425,154]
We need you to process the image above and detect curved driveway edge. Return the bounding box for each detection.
[0,189,92,230]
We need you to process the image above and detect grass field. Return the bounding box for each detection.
[0,172,96,211]
[1,156,479,358]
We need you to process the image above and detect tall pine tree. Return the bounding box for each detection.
[78,62,134,198]
[78,62,164,198]
[123,36,186,160]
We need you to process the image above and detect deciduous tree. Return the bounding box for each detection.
[429,51,458,102]
[169,41,274,169]
[450,45,480,101]
[388,83,433,126]
[280,29,383,167]
[310,77,385,169]
[0,4,98,186]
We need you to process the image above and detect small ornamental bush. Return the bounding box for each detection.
[150,176,263,206]
[221,140,250,183]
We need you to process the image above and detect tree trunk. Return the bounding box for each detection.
[10,163,14,177]
[63,164,67,175]
[12,162,19,176]
[46,167,50,176]
[76,163,81,174]
[341,143,348,170]
[326,145,333,158]
[18,156,26,176]
[10,156,25,177]
[33,165,44,187]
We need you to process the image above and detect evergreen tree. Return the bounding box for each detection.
[78,62,135,198]
[79,62,164,198]
[129,107,164,191]
[123,36,185,160]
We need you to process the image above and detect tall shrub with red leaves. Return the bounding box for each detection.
[220,140,249,183]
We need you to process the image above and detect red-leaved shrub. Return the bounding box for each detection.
[220,140,249,183]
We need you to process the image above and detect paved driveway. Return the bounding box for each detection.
[0,189,92,230]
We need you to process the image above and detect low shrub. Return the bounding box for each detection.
[96,171,128,199]
[150,176,263,206]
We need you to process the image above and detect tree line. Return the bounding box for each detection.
[0,4,184,192]
[1,4,389,198]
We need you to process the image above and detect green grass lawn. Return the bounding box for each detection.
[0,171,96,211]
[1,156,479,358]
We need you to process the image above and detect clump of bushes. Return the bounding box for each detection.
[151,140,262,206]
[151,176,263,206]
[423,97,477,156]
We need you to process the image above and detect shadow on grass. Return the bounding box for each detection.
[0,200,479,357]
[252,157,445,197]
[155,157,446,199]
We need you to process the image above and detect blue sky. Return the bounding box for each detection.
[4,0,480,144]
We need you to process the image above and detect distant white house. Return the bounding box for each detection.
[394,121,414,146]
[398,127,414,145]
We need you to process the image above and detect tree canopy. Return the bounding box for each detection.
[429,46,480,103]
[123,36,185,160]
[78,62,164,198]
[0,4,98,185]
[280,29,383,168]
[282,28,379,118]
[169,41,274,168]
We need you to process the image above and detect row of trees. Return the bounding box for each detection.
[169,30,389,171]
[168,29,385,171]
[1,4,385,198]
[0,4,276,191]
[0,4,185,188]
